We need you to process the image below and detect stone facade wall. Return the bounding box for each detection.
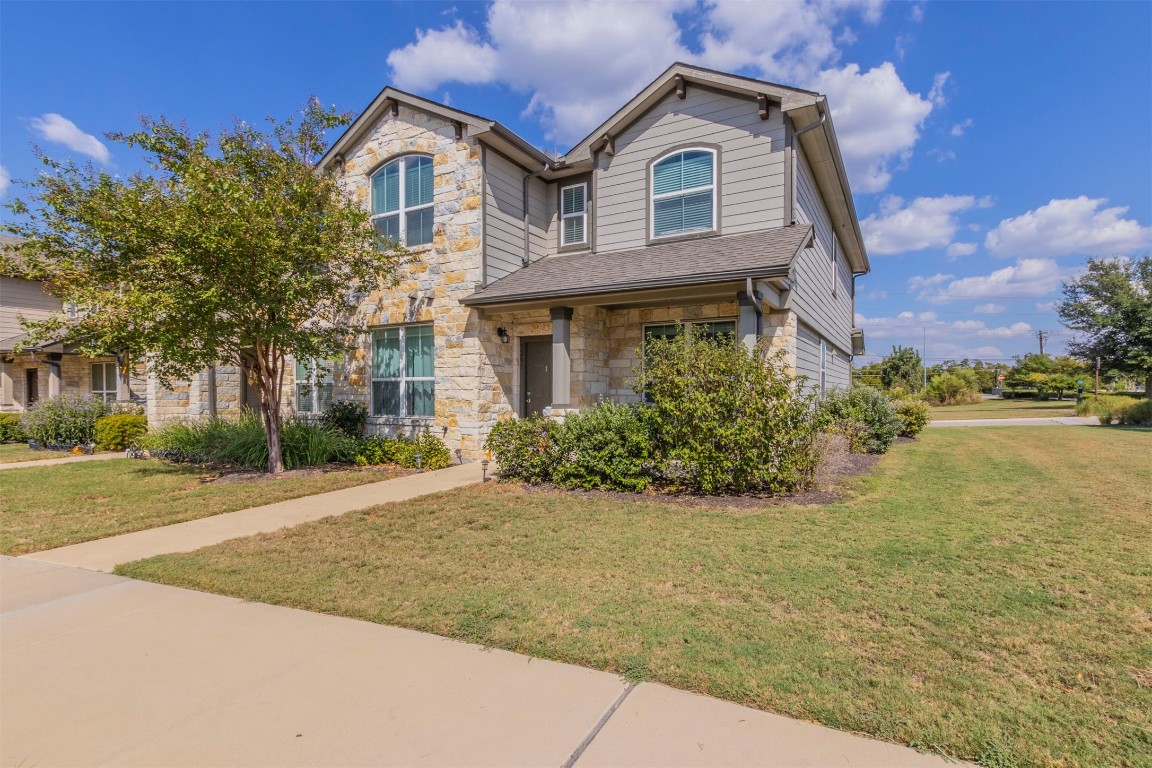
[1,353,130,412]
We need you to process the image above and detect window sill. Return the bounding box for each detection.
[646,229,720,247]
[368,415,435,425]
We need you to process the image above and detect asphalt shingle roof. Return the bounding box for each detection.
[461,225,812,307]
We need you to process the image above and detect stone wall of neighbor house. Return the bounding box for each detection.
[1,354,125,412]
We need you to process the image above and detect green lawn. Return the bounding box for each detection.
[0,442,76,464]
[0,460,400,555]
[118,428,1152,767]
[930,397,1077,420]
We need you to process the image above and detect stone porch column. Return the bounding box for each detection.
[116,352,133,402]
[550,307,572,408]
[47,354,62,399]
[1,359,13,408]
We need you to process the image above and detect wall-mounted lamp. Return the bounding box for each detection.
[496,327,510,344]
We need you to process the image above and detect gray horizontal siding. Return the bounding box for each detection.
[795,322,822,392]
[595,88,787,253]
[1,277,62,339]
[483,150,557,283]
[789,147,854,355]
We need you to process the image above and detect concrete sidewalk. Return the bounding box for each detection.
[0,451,126,470]
[928,416,1098,427]
[1,556,962,767]
[22,461,483,572]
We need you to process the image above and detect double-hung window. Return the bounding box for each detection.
[295,358,333,414]
[371,324,435,418]
[560,182,588,247]
[371,155,434,248]
[644,319,735,349]
[651,148,716,239]
[91,361,118,403]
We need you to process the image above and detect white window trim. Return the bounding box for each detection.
[91,361,117,404]
[650,147,717,241]
[370,155,434,248]
[295,358,332,414]
[830,232,839,298]
[371,325,435,419]
[560,182,588,247]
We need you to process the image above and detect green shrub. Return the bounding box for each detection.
[817,386,902,454]
[895,398,931,438]
[320,401,368,438]
[352,431,453,470]
[1076,395,1137,425]
[20,395,112,447]
[924,370,983,406]
[0,413,27,443]
[486,416,561,484]
[143,410,354,468]
[94,414,147,451]
[552,401,656,492]
[1119,399,1152,426]
[633,326,819,495]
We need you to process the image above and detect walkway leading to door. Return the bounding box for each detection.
[21,461,483,572]
[1,556,964,768]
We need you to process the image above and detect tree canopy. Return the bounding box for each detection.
[2,99,404,471]
[1058,255,1152,398]
[879,345,923,392]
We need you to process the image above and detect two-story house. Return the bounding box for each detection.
[149,63,869,459]
[0,234,141,412]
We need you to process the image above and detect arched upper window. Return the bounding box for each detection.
[371,155,434,248]
[650,148,716,239]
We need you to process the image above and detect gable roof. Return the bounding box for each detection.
[461,225,812,308]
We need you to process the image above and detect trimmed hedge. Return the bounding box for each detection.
[0,413,27,443]
[94,414,147,451]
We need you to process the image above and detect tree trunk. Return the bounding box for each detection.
[254,343,284,474]
[1145,374,1151,400]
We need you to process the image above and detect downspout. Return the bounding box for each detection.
[745,277,763,336]
[522,163,551,267]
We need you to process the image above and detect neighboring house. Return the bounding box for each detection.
[149,63,870,458]
[0,234,142,413]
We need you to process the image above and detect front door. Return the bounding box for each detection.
[522,338,552,417]
[25,368,38,408]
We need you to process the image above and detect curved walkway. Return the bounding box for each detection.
[22,461,483,572]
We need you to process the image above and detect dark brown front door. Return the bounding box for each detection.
[25,368,38,407]
[522,338,552,417]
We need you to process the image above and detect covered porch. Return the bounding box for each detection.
[0,332,136,412]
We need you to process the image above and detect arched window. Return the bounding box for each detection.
[650,148,716,239]
[371,155,434,248]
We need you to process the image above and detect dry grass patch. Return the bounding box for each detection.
[119,428,1152,767]
[930,398,1076,420]
[0,460,400,554]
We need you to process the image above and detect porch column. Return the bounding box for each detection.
[206,365,218,416]
[737,291,761,351]
[47,354,62,399]
[550,306,572,408]
[0,359,13,407]
[116,352,133,402]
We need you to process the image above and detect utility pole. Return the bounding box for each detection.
[1036,330,1050,356]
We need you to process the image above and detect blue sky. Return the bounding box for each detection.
[2,1,1150,364]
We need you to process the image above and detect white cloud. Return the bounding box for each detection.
[946,242,978,259]
[861,194,977,255]
[28,113,111,164]
[854,309,1030,349]
[950,118,972,137]
[386,1,942,191]
[0,165,9,196]
[973,303,1006,314]
[985,196,1152,258]
[1035,301,1056,312]
[927,71,950,106]
[866,288,888,300]
[912,258,1068,302]
[810,62,936,192]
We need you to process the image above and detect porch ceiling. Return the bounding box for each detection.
[462,225,812,311]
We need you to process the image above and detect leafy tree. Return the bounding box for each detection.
[1058,255,1152,398]
[2,100,404,472]
[879,345,923,392]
